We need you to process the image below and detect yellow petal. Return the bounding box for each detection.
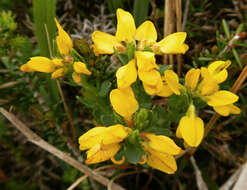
[138,70,162,86]
[143,144,177,174]
[207,90,239,107]
[116,59,137,89]
[208,60,231,84]
[116,9,136,42]
[51,68,66,79]
[164,70,181,95]
[135,21,157,44]
[142,83,161,95]
[55,18,73,56]
[73,62,91,75]
[135,51,159,71]
[26,57,55,73]
[176,115,204,147]
[78,127,107,150]
[102,124,129,145]
[72,72,81,84]
[52,58,64,67]
[185,68,200,90]
[156,84,173,97]
[110,87,138,122]
[92,31,119,54]
[155,32,189,54]
[20,63,34,72]
[213,104,241,116]
[85,143,121,164]
[144,133,181,155]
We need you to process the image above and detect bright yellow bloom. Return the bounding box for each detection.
[135,21,157,46]
[51,68,66,79]
[91,31,121,54]
[116,59,137,89]
[207,60,231,84]
[92,9,188,56]
[213,104,241,116]
[23,57,56,73]
[110,87,138,122]
[153,32,189,54]
[116,9,136,42]
[206,90,239,107]
[185,68,200,90]
[78,124,130,164]
[142,143,177,174]
[72,73,81,84]
[135,51,159,71]
[73,62,91,75]
[142,133,182,155]
[162,70,183,95]
[176,104,204,147]
[54,18,73,56]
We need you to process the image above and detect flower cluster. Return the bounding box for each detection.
[20,19,91,84]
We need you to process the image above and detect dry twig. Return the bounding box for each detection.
[0,107,125,190]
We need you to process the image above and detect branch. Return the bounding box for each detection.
[0,107,125,190]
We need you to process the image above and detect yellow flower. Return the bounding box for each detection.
[176,104,204,147]
[142,133,182,155]
[142,143,177,174]
[22,57,56,73]
[110,87,138,123]
[92,9,188,55]
[207,60,231,84]
[54,18,73,56]
[51,68,66,79]
[135,51,159,71]
[73,61,91,74]
[116,59,137,89]
[206,90,239,107]
[162,70,183,95]
[115,9,136,42]
[213,104,241,116]
[185,68,201,90]
[153,32,189,54]
[78,124,130,164]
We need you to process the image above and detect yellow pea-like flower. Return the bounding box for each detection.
[142,143,177,174]
[78,124,129,151]
[92,31,120,54]
[176,104,204,147]
[163,70,182,95]
[24,57,56,73]
[207,60,231,84]
[206,90,239,107]
[156,83,173,97]
[116,59,137,89]
[73,62,91,75]
[85,143,121,164]
[54,18,73,56]
[135,21,157,45]
[213,104,241,116]
[138,69,162,86]
[115,8,136,42]
[135,51,159,71]
[185,68,201,90]
[20,63,34,72]
[142,133,182,155]
[72,72,81,84]
[110,87,138,122]
[51,68,66,79]
[154,32,189,54]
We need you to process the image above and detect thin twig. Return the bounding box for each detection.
[218,34,240,58]
[67,175,88,190]
[56,81,77,142]
[0,108,125,190]
[182,0,190,32]
[0,81,19,89]
[190,156,208,190]
[233,162,247,190]
[175,0,183,76]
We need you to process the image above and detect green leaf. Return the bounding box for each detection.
[99,80,112,97]
[158,64,172,74]
[107,0,124,14]
[33,0,56,57]
[222,19,230,40]
[124,142,143,164]
[133,0,150,27]
[232,48,242,69]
